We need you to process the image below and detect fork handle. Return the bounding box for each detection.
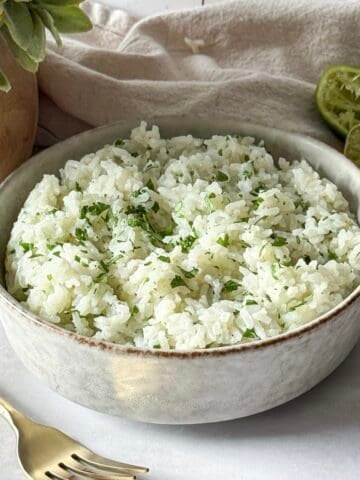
[0,396,27,434]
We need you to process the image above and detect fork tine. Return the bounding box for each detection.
[45,472,70,480]
[59,462,135,480]
[73,453,149,474]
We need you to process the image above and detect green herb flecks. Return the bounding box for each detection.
[243,328,257,339]
[158,255,171,263]
[20,241,34,253]
[171,275,187,288]
[289,301,306,312]
[271,263,279,280]
[252,197,264,210]
[75,227,88,243]
[271,234,287,247]
[216,233,230,247]
[80,202,111,220]
[127,206,166,249]
[245,299,257,306]
[303,255,311,265]
[146,179,156,191]
[114,138,124,147]
[215,171,229,182]
[180,267,199,279]
[152,201,160,213]
[328,250,338,261]
[223,280,239,292]
[178,235,197,253]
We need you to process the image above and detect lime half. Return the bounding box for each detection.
[344,124,360,167]
[316,64,360,138]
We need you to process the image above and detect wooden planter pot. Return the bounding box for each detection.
[0,36,38,181]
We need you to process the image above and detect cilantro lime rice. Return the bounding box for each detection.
[5,123,360,349]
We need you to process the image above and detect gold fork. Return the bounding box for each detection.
[0,396,149,480]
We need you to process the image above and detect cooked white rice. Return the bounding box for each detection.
[5,123,360,349]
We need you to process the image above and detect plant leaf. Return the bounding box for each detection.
[38,0,83,5]
[3,0,33,50]
[27,10,46,62]
[0,25,38,72]
[32,6,61,46]
[45,5,92,33]
[0,67,11,92]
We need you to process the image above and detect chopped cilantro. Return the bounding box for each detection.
[252,197,264,210]
[223,280,239,292]
[218,149,223,156]
[126,205,146,216]
[180,267,199,279]
[216,233,230,247]
[146,179,155,191]
[158,255,170,263]
[75,228,88,243]
[132,305,139,314]
[132,188,145,198]
[243,328,257,339]
[328,250,337,260]
[289,301,306,312]
[80,202,110,220]
[171,275,187,288]
[99,260,109,273]
[271,263,279,280]
[152,201,160,213]
[216,171,229,182]
[114,138,124,147]
[245,299,258,306]
[20,241,34,253]
[47,274,53,281]
[178,235,197,253]
[303,255,311,265]
[75,182,82,192]
[271,235,287,247]
[94,272,106,283]
[74,255,81,263]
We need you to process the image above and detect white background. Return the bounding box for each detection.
[1,1,359,479]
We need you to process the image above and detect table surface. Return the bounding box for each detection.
[1,1,359,479]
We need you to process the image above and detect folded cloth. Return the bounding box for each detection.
[37,0,360,149]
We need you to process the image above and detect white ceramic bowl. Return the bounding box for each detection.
[1,117,359,424]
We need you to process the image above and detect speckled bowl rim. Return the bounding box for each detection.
[0,121,359,358]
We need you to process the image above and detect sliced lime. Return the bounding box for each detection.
[344,124,360,167]
[316,64,360,138]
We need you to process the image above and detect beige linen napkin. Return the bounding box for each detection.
[37,0,360,149]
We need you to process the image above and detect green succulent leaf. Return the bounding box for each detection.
[27,10,46,62]
[32,5,61,46]
[3,0,33,50]
[0,25,38,72]
[38,0,83,5]
[0,0,92,93]
[45,5,92,33]
[0,67,11,92]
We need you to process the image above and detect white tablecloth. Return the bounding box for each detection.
[1,320,359,479]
